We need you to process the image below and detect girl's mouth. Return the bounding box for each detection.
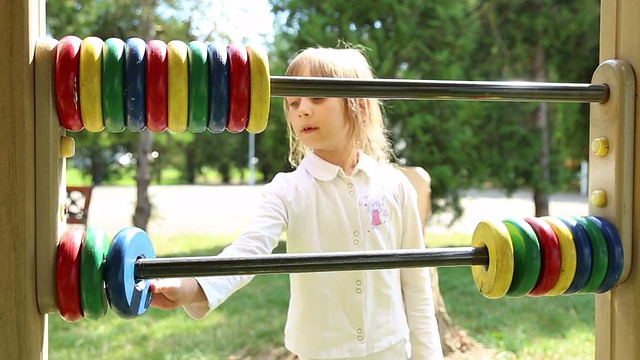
[301,126,318,134]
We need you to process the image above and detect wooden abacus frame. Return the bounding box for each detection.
[1,0,639,359]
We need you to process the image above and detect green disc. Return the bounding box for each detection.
[503,218,541,297]
[573,216,608,293]
[187,41,210,133]
[102,38,126,132]
[80,227,110,320]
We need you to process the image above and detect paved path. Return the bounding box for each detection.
[85,185,588,238]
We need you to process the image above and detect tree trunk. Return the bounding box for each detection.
[398,166,479,356]
[532,43,550,216]
[133,130,153,229]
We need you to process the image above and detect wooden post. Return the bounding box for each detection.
[596,1,640,359]
[0,0,48,358]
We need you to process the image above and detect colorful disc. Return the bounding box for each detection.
[207,44,230,133]
[55,35,84,131]
[187,41,210,133]
[502,218,541,297]
[542,216,578,296]
[227,44,250,133]
[79,36,105,132]
[146,40,168,132]
[585,216,624,293]
[80,228,109,320]
[102,38,126,133]
[524,217,561,296]
[167,40,188,133]
[558,216,593,294]
[573,216,609,293]
[124,38,147,132]
[471,220,514,299]
[56,227,85,322]
[105,227,156,319]
[246,45,270,134]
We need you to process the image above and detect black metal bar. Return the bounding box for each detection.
[270,76,609,103]
[135,247,489,279]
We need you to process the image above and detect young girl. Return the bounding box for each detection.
[150,47,444,360]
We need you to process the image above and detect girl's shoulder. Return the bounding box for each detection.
[263,167,310,193]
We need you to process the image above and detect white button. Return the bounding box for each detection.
[347,183,354,188]
[349,190,355,196]
[357,335,364,342]
[356,288,362,294]
[356,280,362,286]
[354,231,360,237]
[354,239,360,245]
[357,328,363,334]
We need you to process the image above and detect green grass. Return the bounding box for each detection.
[65,166,265,187]
[49,233,595,359]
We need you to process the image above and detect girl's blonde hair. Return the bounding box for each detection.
[284,46,392,167]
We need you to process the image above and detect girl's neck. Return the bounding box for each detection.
[314,148,359,176]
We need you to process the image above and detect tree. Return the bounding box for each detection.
[468,0,600,214]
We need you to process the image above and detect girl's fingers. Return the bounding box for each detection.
[149,278,182,293]
[150,294,180,309]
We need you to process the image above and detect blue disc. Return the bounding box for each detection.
[207,43,230,133]
[124,38,147,132]
[558,216,593,294]
[105,227,156,319]
[585,216,624,293]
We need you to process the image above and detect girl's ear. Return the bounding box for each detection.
[358,98,371,120]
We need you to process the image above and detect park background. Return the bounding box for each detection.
[49,0,601,359]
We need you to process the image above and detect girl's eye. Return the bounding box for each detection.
[312,98,325,103]
[289,101,299,108]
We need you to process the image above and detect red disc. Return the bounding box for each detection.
[146,40,168,132]
[226,44,250,133]
[55,35,84,131]
[56,227,85,322]
[524,217,562,296]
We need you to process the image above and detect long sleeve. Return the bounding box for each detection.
[183,177,288,319]
[399,183,444,359]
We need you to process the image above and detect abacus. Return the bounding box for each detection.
[2,0,638,357]
[55,215,623,322]
[33,36,634,319]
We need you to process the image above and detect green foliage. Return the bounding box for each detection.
[468,0,599,192]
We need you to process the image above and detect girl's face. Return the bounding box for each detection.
[285,69,353,156]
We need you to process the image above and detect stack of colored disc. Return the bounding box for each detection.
[471,215,623,299]
[53,36,271,134]
[56,226,157,321]
[56,227,110,322]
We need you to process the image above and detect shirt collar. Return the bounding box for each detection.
[300,151,378,181]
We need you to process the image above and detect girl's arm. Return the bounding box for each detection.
[151,176,289,319]
[399,180,444,359]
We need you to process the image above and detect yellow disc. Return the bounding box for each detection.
[246,45,270,134]
[167,40,189,133]
[79,37,105,132]
[471,220,514,299]
[542,216,578,296]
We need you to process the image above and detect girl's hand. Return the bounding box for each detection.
[149,278,205,310]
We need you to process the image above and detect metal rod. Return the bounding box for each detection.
[270,76,609,103]
[135,247,489,279]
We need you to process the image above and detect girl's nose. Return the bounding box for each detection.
[297,98,312,116]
